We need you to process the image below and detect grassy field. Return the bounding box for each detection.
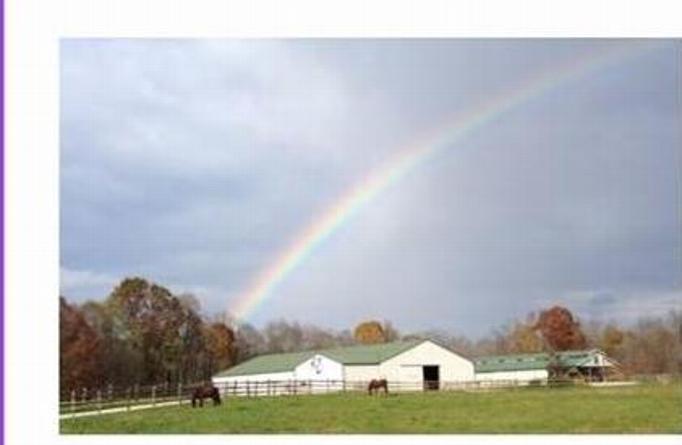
[61,383,681,434]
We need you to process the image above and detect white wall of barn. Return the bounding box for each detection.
[343,341,475,391]
[380,341,475,389]
[212,371,294,396]
[212,371,294,384]
[294,354,343,380]
[344,364,380,385]
[474,369,548,382]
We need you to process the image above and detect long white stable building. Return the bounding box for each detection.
[474,349,618,383]
[212,339,474,394]
[213,340,618,395]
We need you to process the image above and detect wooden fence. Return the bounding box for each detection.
[60,377,575,416]
[59,382,199,416]
[210,377,573,397]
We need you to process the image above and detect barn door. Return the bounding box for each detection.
[423,366,439,390]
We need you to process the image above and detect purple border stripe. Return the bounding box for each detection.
[1,0,5,441]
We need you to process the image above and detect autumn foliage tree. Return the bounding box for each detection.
[60,297,103,392]
[79,299,144,386]
[107,278,191,383]
[534,306,587,351]
[619,317,681,375]
[354,320,387,344]
[599,324,625,357]
[204,322,237,377]
[508,321,544,353]
[60,277,239,392]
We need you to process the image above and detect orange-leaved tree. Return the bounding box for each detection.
[353,320,387,344]
[60,297,103,391]
[534,305,587,351]
[204,322,237,377]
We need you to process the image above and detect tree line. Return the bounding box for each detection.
[61,277,682,393]
[60,277,237,393]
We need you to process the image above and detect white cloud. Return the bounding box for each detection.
[60,267,119,298]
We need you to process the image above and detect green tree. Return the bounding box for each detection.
[107,277,198,384]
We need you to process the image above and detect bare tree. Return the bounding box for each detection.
[264,319,304,353]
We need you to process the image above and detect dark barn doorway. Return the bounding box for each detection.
[423,365,440,390]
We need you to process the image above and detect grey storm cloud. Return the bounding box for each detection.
[61,39,681,336]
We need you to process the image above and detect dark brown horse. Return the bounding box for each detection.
[191,385,222,407]
[368,378,388,395]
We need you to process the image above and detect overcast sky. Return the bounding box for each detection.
[60,39,681,337]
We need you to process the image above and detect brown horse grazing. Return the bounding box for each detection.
[191,385,222,407]
[368,378,388,395]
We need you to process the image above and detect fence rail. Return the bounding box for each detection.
[210,377,574,397]
[59,381,206,415]
[60,376,586,417]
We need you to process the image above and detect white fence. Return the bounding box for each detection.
[212,378,553,397]
[60,382,191,417]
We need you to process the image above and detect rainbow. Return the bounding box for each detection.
[229,41,665,321]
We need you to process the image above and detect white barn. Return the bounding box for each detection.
[213,339,474,395]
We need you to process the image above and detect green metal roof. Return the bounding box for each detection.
[322,340,423,364]
[474,349,603,373]
[214,350,316,377]
[214,340,424,378]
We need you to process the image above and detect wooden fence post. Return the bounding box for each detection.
[246,381,250,398]
[342,379,346,393]
[267,379,271,397]
[151,385,156,407]
[177,382,183,405]
[134,383,139,403]
[107,383,113,401]
[126,387,131,411]
[97,389,102,414]
[70,390,76,418]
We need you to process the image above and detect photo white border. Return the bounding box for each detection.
[5,1,681,444]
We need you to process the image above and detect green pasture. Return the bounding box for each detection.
[61,383,682,434]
